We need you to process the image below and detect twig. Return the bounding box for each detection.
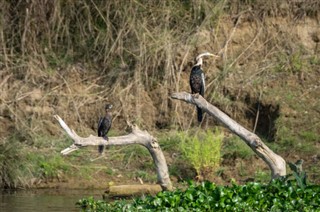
[253,91,263,133]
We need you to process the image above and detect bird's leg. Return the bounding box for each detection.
[103,136,110,152]
[91,136,108,161]
[99,135,109,156]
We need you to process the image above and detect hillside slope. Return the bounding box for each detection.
[0,0,319,187]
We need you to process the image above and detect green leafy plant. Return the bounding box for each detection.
[78,179,320,211]
[179,129,223,178]
[77,196,109,211]
[287,159,307,189]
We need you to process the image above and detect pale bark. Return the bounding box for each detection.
[54,115,172,191]
[171,92,286,179]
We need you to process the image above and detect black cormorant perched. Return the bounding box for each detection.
[97,103,113,154]
[190,52,219,122]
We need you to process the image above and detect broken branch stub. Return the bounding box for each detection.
[171,92,286,179]
[54,115,172,191]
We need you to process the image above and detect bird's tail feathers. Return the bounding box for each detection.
[197,107,203,122]
[98,145,104,154]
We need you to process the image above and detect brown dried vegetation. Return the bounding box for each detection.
[0,0,319,187]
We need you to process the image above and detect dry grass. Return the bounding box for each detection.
[0,0,319,139]
[1,0,320,188]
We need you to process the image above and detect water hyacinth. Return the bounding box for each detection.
[77,179,320,211]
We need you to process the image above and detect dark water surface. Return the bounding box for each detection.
[0,189,104,212]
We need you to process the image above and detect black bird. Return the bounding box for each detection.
[190,52,218,122]
[97,103,113,154]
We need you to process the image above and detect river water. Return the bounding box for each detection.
[0,189,105,212]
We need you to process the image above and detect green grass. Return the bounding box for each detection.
[158,132,181,152]
[38,155,70,179]
[0,133,77,187]
[254,169,269,183]
[2,126,319,190]
[299,131,320,143]
[0,134,72,187]
[0,138,26,188]
[274,123,320,154]
[222,136,255,160]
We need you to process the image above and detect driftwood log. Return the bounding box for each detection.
[104,184,162,199]
[54,115,172,191]
[171,92,286,179]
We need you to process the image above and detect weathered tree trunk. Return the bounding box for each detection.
[171,92,286,179]
[54,115,172,191]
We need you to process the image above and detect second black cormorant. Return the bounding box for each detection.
[97,103,113,154]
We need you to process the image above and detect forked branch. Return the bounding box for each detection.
[54,115,172,191]
[171,92,286,179]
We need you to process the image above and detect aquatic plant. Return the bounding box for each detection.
[77,178,320,211]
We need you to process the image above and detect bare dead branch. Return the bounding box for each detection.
[54,115,172,191]
[171,92,286,179]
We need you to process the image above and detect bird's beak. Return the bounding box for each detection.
[208,53,220,58]
[196,52,220,61]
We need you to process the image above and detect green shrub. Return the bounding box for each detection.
[179,129,223,177]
